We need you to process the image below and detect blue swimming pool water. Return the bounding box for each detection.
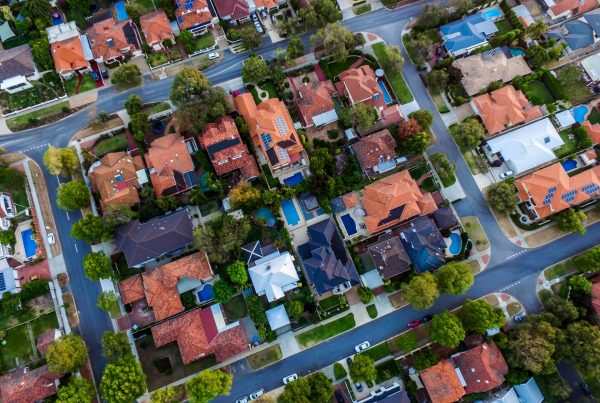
[197,284,213,302]
[52,14,63,25]
[562,159,577,172]
[21,229,37,259]
[281,199,300,226]
[340,214,357,236]
[572,105,589,123]
[257,207,277,227]
[510,48,524,57]
[283,172,303,186]
[448,232,462,255]
[377,80,392,104]
[481,7,502,20]
[114,1,129,21]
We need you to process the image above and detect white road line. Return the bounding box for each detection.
[205,60,243,78]
[74,243,78,253]
[65,211,70,221]
[55,175,61,185]
[55,126,65,131]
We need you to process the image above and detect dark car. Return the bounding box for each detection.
[407,320,420,329]
[355,382,363,393]
[91,71,99,81]
[581,383,592,396]
[334,390,345,403]
[346,357,353,366]
[421,315,433,323]
[101,69,109,79]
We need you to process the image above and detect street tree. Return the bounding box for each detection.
[226,261,248,287]
[416,3,444,29]
[241,55,270,84]
[455,119,484,149]
[458,299,506,334]
[72,213,112,243]
[525,45,550,68]
[355,103,377,132]
[435,262,474,295]
[402,272,440,310]
[405,33,432,67]
[350,354,377,382]
[539,290,578,324]
[298,0,341,28]
[398,119,422,139]
[125,94,143,116]
[43,146,78,176]
[97,291,119,314]
[286,37,305,62]
[130,112,149,143]
[561,321,600,377]
[378,45,404,74]
[56,377,95,403]
[56,180,90,211]
[111,64,142,91]
[429,311,465,348]
[151,387,178,403]
[423,70,449,93]
[100,355,146,403]
[408,110,434,130]
[567,275,592,296]
[358,286,375,304]
[404,131,431,154]
[505,318,562,374]
[556,208,586,234]
[279,378,311,403]
[46,334,88,373]
[574,246,600,273]
[103,204,136,227]
[213,280,234,303]
[186,369,233,403]
[240,26,263,50]
[101,331,131,359]
[229,181,262,210]
[311,22,360,63]
[487,182,517,214]
[83,251,112,280]
[307,373,334,402]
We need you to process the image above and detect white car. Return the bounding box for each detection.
[47,233,55,245]
[249,389,264,400]
[236,397,248,403]
[355,341,370,353]
[283,374,298,384]
[499,170,514,179]
[208,52,219,60]
[513,312,527,322]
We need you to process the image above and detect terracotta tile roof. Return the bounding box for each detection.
[36,329,58,356]
[516,163,600,219]
[420,360,465,403]
[351,129,397,174]
[342,192,358,208]
[88,151,143,209]
[145,133,195,197]
[296,80,336,127]
[592,281,600,315]
[549,0,597,17]
[118,274,145,304]
[87,19,138,62]
[582,120,600,144]
[234,94,304,170]
[0,366,60,403]
[212,0,249,20]
[199,116,259,180]
[454,343,508,394]
[140,10,173,47]
[50,36,87,75]
[339,66,386,109]
[472,85,543,135]
[175,0,214,30]
[255,0,280,9]
[361,170,438,234]
[380,104,404,126]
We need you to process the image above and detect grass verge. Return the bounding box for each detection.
[247,345,282,369]
[7,101,70,131]
[296,313,355,348]
[363,342,391,362]
[462,216,489,252]
[372,42,414,104]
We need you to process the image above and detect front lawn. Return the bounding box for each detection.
[375,359,400,383]
[296,313,355,347]
[93,134,128,156]
[320,55,362,80]
[362,342,391,362]
[461,216,489,252]
[544,262,573,280]
[318,294,344,311]
[143,102,171,116]
[372,43,413,104]
[190,33,216,53]
[0,83,63,114]
[147,51,169,68]
[6,101,70,131]
[169,47,183,61]
[555,128,578,158]
[523,80,554,105]
[430,152,456,187]
[222,294,247,321]
[557,66,592,104]
[65,75,97,96]
[247,345,282,369]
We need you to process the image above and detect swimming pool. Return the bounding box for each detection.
[257,207,277,227]
[448,232,462,255]
[509,48,524,57]
[52,13,63,25]
[340,214,357,236]
[283,172,303,186]
[281,199,301,226]
[21,229,38,259]
[114,1,129,21]
[481,7,503,20]
[377,80,392,104]
[562,159,577,172]
[571,105,589,123]
[197,284,214,302]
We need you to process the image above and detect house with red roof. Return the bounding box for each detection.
[0,366,61,403]
[175,0,216,35]
[87,18,142,63]
[295,80,339,128]
[0,192,15,231]
[420,360,466,403]
[46,22,91,78]
[542,0,598,20]
[140,10,175,50]
[36,329,61,357]
[591,279,600,324]
[351,129,398,175]
[212,0,250,22]
[453,343,508,394]
[582,120,600,144]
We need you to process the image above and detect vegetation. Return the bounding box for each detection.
[350,354,377,382]
[555,208,586,235]
[56,377,95,403]
[435,262,474,295]
[46,334,88,373]
[574,246,600,273]
[454,119,484,149]
[97,291,120,316]
[487,182,517,214]
[240,26,263,50]
[186,370,232,403]
[430,152,456,187]
[225,261,248,288]
[111,64,142,91]
[83,251,112,280]
[297,0,342,29]
[311,22,363,63]
[412,348,440,370]
[101,331,131,359]
[358,286,375,304]
[247,345,282,369]
[100,355,147,403]
[402,272,439,310]
[334,362,347,379]
[429,311,465,348]
[279,373,333,403]
[72,213,114,243]
[372,42,413,104]
[43,147,79,176]
[56,180,90,210]
[241,55,270,83]
[296,314,355,347]
[193,215,251,264]
[392,331,417,353]
[458,299,506,334]
[213,280,234,303]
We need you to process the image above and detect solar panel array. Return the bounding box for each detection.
[0,272,5,292]
[561,190,577,203]
[176,0,196,10]
[261,133,273,149]
[177,16,184,23]
[276,147,290,162]
[582,183,600,195]
[275,116,288,135]
[542,186,557,206]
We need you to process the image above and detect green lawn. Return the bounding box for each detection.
[93,134,128,157]
[0,169,28,211]
[296,313,355,347]
[557,67,592,104]
[462,216,489,252]
[321,55,361,80]
[0,323,34,371]
[7,101,70,131]
[362,342,391,362]
[169,47,183,61]
[194,33,216,51]
[129,0,156,14]
[247,345,282,369]
[147,51,169,68]
[366,304,378,319]
[65,75,97,96]
[375,359,400,384]
[318,295,343,311]
[555,128,578,158]
[494,19,513,33]
[256,81,279,100]
[30,312,59,338]
[430,152,456,187]
[144,102,171,116]
[544,262,573,280]
[222,294,247,322]
[372,43,414,104]
[588,107,600,124]
[524,80,554,105]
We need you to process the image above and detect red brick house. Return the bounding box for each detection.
[0,366,61,403]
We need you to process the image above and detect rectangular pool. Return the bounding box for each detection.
[377,80,392,104]
[114,1,129,21]
[21,229,38,259]
[281,199,301,226]
[340,214,357,236]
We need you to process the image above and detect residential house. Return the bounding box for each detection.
[114,209,194,268]
[266,304,291,335]
[145,133,197,198]
[367,234,412,280]
[36,329,61,357]
[199,115,259,181]
[242,240,279,265]
[246,241,299,302]
[440,12,499,56]
[88,152,147,210]
[419,360,466,403]
[175,0,216,35]
[453,343,508,394]
[512,5,535,26]
[360,170,438,234]
[0,192,15,231]
[0,45,39,94]
[0,366,61,403]
[432,206,459,232]
[0,257,17,297]
[352,129,398,175]
[151,305,247,364]
[483,118,564,175]
[516,163,600,220]
[298,218,361,295]
[452,48,532,96]
[295,80,338,128]
[212,0,250,23]
[234,94,306,180]
[581,52,600,81]
[491,377,544,403]
[254,0,287,13]
[47,22,90,78]
[87,18,141,64]
[140,10,175,50]
[470,85,543,136]
[543,0,598,20]
[583,120,600,143]
[399,216,446,273]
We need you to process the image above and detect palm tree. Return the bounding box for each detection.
[188,187,207,206]
[281,186,296,200]
[21,0,52,20]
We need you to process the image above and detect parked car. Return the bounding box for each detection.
[421,315,432,323]
[255,23,264,33]
[581,383,592,396]
[283,374,298,384]
[335,390,345,403]
[47,233,55,245]
[91,71,99,81]
[355,382,363,393]
[251,13,259,22]
[346,357,353,366]
[101,69,109,79]
[249,389,264,400]
[407,320,420,329]
[208,52,219,60]
[236,397,248,403]
[261,9,268,19]
[499,170,514,179]
[355,341,370,353]
[513,312,527,322]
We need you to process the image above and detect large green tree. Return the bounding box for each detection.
[240,26,263,50]
[416,3,444,29]
[539,290,578,324]
[213,279,234,303]
[125,94,143,116]
[100,355,146,403]
[354,103,377,132]
[574,246,600,273]
[405,33,432,67]
[311,22,360,63]
[226,261,248,287]
[101,331,131,359]
[97,291,119,314]
[56,376,95,403]
[458,299,506,334]
[556,208,586,234]
[525,44,550,69]
[378,44,404,74]
[567,275,592,296]
[130,112,149,143]
[193,215,251,264]
[43,147,79,176]
[560,321,600,377]
[30,37,54,71]
[487,182,517,214]
[279,373,333,403]
[429,311,465,348]
[455,119,484,149]
[72,213,113,243]
[56,180,90,211]
[404,131,431,154]
[402,272,440,310]
[22,0,51,19]
[423,70,449,93]
[151,387,178,403]
[83,251,112,280]
[298,0,341,28]
[286,37,305,62]
[46,334,88,373]
[241,55,270,84]
[111,64,142,91]
[505,316,562,374]
[435,262,474,295]
[185,369,233,403]
[408,110,434,130]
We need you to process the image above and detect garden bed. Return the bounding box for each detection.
[429,152,456,187]
[0,83,63,114]
[247,345,282,369]
[366,304,378,318]
[6,101,71,132]
[93,133,128,157]
[296,313,355,348]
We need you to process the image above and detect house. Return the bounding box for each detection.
[47,23,91,78]
[516,163,600,219]
[512,5,535,26]
[247,244,299,302]
[367,234,412,279]
[212,0,250,23]
[440,12,499,56]
[552,14,600,51]
[0,192,15,231]
[140,10,175,50]
[491,377,544,403]
[175,0,216,35]
[266,304,291,335]
[114,209,194,267]
[151,305,247,364]
[145,133,197,198]
[0,45,39,94]
[483,118,564,175]
[360,170,438,234]
[295,80,339,128]
[254,0,286,13]
[399,216,446,273]
[88,152,147,210]
[0,257,17,297]
[352,129,398,175]
[36,329,61,357]
[580,52,600,81]
[199,115,259,181]
[87,18,141,64]
[242,240,279,265]
[298,218,360,295]
[0,365,61,403]
[582,120,600,144]
[419,360,466,403]
[453,343,508,394]
[432,206,459,231]
[234,94,305,177]
[591,280,600,322]
[452,49,532,96]
[543,0,598,20]
[470,85,543,136]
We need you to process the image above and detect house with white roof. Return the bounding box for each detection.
[581,52,600,81]
[0,257,18,298]
[0,193,15,231]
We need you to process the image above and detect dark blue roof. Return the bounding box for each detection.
[564,20,594,50]
[400,217,446,273]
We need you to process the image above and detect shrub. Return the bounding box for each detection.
[542,71,567,101]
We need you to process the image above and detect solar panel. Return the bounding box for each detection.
[549,186,556,192]
[177,16,183,23]
[543,199,550,206]
[0,272,5,292]
[275,116,288,134]
[261,133,272,149]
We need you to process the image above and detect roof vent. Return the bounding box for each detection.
[471,368,476,372]
[107,38,115,48]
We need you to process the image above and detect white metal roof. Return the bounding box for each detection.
[249,252,299,302]
[266,304,290,330]
[581,52,600,81]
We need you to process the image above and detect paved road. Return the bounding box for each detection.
[558,363,596,402]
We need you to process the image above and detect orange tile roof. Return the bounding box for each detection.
[592,281,600,315]
[254,0,279,9]
[0,366,60,403]
[582,120,600,144]
[516,163,600,219]
[342,192,358,208]
[118,274,145,305]
[88,151,143,209]
[361,170,438,234]
[351,129,397,174]
[145,133,195,197]
[199,116,259,180]
[50,36,88,75]
[420,360,466,403]
[549,0,597,16]
[339,66,386,109]
[87,19,137,62]
[380,104,404,126]
[296,80,336,127]
[472,85,543,135]
[454,343,508,394]
[140,10,173,47]
[175,0,213,30]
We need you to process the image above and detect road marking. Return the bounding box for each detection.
[205,60,243,78]
[74,243,78,253]
[146,90,155,94]
[19,143,50,153]
[65,211,70,221]
[506,250,527,260]
[499,281,521,292]
[55,126,65,131]
[55,175,61,185]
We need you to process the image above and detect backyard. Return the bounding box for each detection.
[409,164,437,193]
[65,75,97,96]
[296,313,355,348]
[557,66,592,104]
[222,294,248,322]
[523,81,554,105]
[128,0,156,14]
[92,133,128,157]
[555,128,578,158]
[588,106,600,124]
[6,101,70,131]
[494,19,513,33]
[372,42,413,104]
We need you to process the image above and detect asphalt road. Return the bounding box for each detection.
[557,363,596,402]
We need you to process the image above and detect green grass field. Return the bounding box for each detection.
[296,314,355,348]
[524,81,554,105]
[362,342,391,362]
[7,101,70,131]
[372,42,414,104]
[247,345,282,369]
[66,75,97,96]
[93,134,128,157]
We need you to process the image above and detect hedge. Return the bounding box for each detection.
[542,71,567,101]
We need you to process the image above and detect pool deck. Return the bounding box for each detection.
[444,229,463,258]
[13,219,35,262]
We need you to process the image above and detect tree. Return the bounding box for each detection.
[240,26,263,50]
[156,195,179,212]
[279,378,311,403]
[429,311,465,348]
[241,55,270,84]
[125,94,143,116]
[43,147,78,176]
[213,280,234,303]
[311,22,359,63]
[298,0,341,28]
[408,110,433,130]
[179,29,195,54]
[412,348,440,370]
[567,275,592,296]
[455,119,484,149]
[186,369,233,403]
[286,37,305,62]
[556,208,586,234]
[101,331,131,359]
[83,251,112,280]
[20,279,49,302]
[56,377,95,403]
[97,290,119,312]
[416,3,444,29]
[525,44,550,68]
[56,181,90,211]
[72,213,112,243]
[286,300,304,321]
[404,131,430,154]
[525,21,548,39]
[487,182,517,214]
[398,119,422,140]
[435,262,474,295]
[561,321,600,376]
[573,125,593,150]
[100,355,146,403]
[358,286,375,304]
[30,37,54,71]
[574,246,600,273]
[544,372,572,401]
[111,64,142,91]
[229,181,262,210]
[0,230,16,249]
[350,354,376,382]
[354,103,377,132]
[307,373,334,402]
[505,323,558,374]
[151,387,178,403]
[540,291,578,324]
[405,33,432,67]
[261,189,282,209]
[378,45,404,74]
[46,334,88,373]
[193,215,251,264]
[66,0,90,27]
[402,272,440,310]
[103,204,136,227]
[130,112,149,142]
[423,70,448,93]
[22,0,51,19]
[458,299,506,334]
[226,261,248,287]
